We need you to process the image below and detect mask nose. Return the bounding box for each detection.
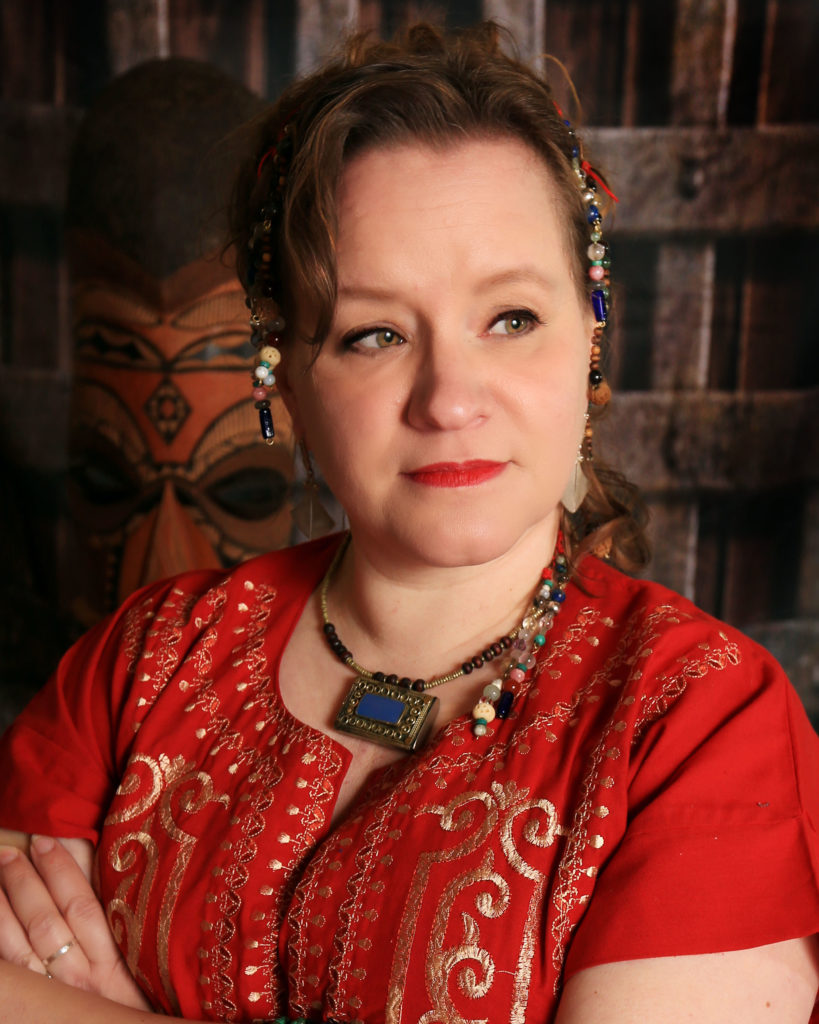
[117,480,221,601]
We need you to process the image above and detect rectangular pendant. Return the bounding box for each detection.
[334,676,439,753]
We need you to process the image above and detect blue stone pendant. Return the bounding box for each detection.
[335,677,439,752]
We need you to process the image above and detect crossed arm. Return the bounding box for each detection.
[1,828,817,1022]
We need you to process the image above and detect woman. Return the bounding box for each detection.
[0,22,818,1023]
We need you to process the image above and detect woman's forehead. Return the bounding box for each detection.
[334,138,572,284]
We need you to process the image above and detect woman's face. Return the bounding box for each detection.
[280,137,594,568]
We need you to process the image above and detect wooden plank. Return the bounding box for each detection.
[482,0,545,66]
[296,0,357,74]
[106,0,168,76]
[2,108,816,235]
[0,104,83,206]
[585,125,819,233]
[670,0,735,126]
[720,485,805,624]
[738,236,817,391]
[0,368,71,472]
[640,499,698,600]
[596,390,819,493]
[650,242,714,390]
[167,0,249,84]
[540,1,627,126]
[0,0,55,102]
[759,0,819,124]
[798,488,819,617]
[3,208,62,368]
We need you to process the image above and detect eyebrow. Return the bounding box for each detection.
[476,267,560,292]
[337,266,560,301]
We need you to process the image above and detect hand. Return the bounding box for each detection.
[0,836,150,1010]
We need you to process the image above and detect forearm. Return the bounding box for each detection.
[0,961,205,1023]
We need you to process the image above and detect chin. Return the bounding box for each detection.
[381,508,558,570]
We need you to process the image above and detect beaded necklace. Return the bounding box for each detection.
[322,533,570,752]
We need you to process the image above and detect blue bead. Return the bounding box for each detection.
[591,290,607,322]
[572,146,580,158]
[586,205,600,223]
[496,691,514,719]
[552,590,566,603]
[259,406,275,439]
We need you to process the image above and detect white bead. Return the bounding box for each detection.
[473,701,496,722]
[473,722,487,737]
[260,345,281,366]
[588,242,606,261]
[483,681,502,701]
[263,374,276,387]
[254,365,268,379]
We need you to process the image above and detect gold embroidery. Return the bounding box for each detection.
[104,753,229,1014]
[386,781,561,1024]
[547,606,745,993]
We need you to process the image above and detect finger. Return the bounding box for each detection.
[0,849,51,975]
[29,836,122,968]
[0,844,86,979]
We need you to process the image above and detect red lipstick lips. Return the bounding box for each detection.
[405,460,505,488]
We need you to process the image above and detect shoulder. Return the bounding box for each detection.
[574,554,772,682]
[566,556,812,773]
[108,534,343,640]
[53,535,345,703]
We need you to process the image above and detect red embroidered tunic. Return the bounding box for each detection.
[1,536,818,1022]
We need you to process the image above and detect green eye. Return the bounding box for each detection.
[353,327,404,349]
[489,312,536,336]
[504,316,528,334]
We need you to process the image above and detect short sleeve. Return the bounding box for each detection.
[0,575,206,842]
[564,629,819,980]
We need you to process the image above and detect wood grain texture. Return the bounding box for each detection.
[586,125,819,232]
[598,390,818,494]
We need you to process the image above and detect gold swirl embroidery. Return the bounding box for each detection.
[104,752,228,1014]
[157,757,230,1011]
[385,788,499,1023]
[423,851,508,1023]
[388,781,562,1024]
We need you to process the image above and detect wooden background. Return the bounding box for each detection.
[1,0,817,726]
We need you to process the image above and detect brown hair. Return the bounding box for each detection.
[230,20,649,572]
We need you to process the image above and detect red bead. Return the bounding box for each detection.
[252,387,267,400]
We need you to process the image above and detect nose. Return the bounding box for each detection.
[406,335,486,431]
[117,480,221,602]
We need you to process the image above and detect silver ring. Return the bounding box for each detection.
[42,939,75,971]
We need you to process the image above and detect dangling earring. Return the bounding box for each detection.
[588,327,611,409]
[292,440,335,539]
[561,412,590,513]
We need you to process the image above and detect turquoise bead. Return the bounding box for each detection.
[534,634,546,646]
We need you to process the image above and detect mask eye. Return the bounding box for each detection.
[69,455,141,506]
[205,467,290,520]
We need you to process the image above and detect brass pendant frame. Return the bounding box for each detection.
[334,676,439,753]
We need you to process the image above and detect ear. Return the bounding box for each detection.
[274,345,307,440]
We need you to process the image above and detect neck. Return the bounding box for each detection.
[322,518,561,683]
